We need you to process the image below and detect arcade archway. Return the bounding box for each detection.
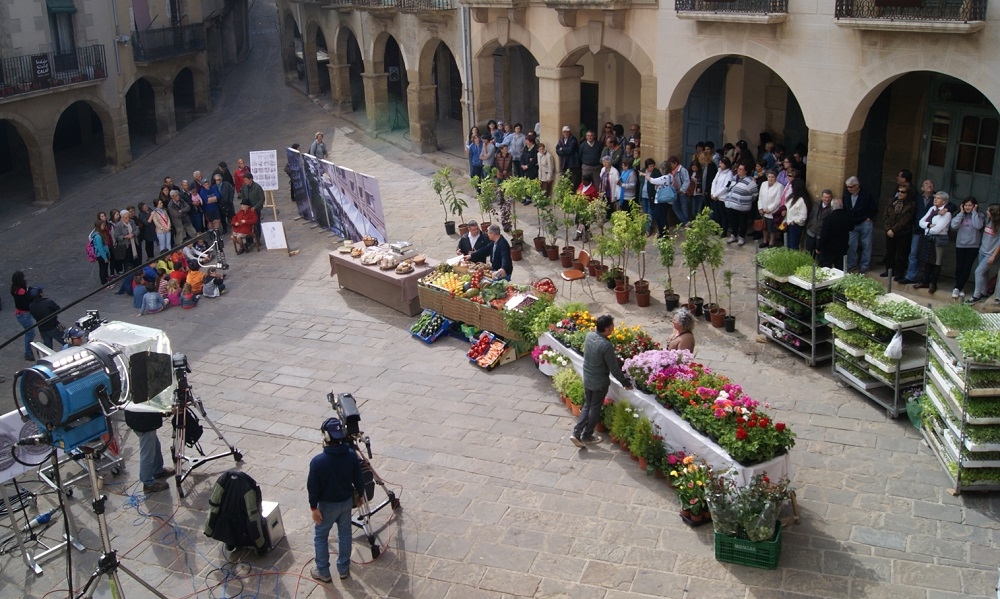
[53,101,108,185]
[173,68,196,131]
[125,77,157,157]
[0,120,35,205]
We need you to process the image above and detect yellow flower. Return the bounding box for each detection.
[669,470,678,477]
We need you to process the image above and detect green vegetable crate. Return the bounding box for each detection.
[714,523,782,569]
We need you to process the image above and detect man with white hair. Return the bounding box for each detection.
[842,176,877,272]
[467,224,513,281]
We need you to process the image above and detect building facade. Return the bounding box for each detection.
[0,0,249,204]
[279,0,1000,212]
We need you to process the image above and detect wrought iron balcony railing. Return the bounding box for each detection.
[834,0,986,21]
[675,0,787,13]
[398,0,453,8]
[131,24,206,62]
[0,44,107,101]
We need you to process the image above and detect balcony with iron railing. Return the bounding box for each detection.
[131,24,206,63]
[321,0,455,21]
[835,0,986,32]
[0,45,107,102]
[675,0,788,23]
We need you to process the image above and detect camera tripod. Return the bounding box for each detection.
[170,354,242,498]
[345,433,400,559]
[75,445,167,599]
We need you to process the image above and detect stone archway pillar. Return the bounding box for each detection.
[537,65,583,149]
[659,107,685,167]
[328,63,353,113]
[638,76,667,162]
[407,80,438,154]
[108,104,131,169]
[807,129,861,201]
[362,65,390,133]
[30,136,59,203]
[193,55,212,112]
[472,55,495,122]
[152,85,177,144]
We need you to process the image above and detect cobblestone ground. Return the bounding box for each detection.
[1,2,999,598]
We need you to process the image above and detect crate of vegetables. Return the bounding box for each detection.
[468,333,507,369]
[410,310,452,344]
[531,278,558,301]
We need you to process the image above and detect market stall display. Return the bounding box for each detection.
[328,246,436,316]
[409,310,451,344]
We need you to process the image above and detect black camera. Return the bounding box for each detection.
[75,310,107,333]
[327,392,361,437]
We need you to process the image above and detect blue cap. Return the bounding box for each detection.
[29,286,43,297]
[323,418,346,440]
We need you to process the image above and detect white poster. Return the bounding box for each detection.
[261,221,288,249]
[249,150,280,191]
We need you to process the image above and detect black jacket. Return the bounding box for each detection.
[818,208,854,256]
[579,140,602,167]
[29,296,60,333]
[520,144,539,179]
[843,186,877,225]
[638,168,662,202]
[458,231,489,255]
[555,135,580,170]
[307,445,364,507]
[471,236,513,278]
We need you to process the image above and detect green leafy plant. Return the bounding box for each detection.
[958,330,1000,364]
[503,296,554,347]
[657,234,677,293]
[824,303,858,327]
[431,166,467,224]
[723,270,734,315]
[558,191,590,248]
[834,274,884,308]
[832,325,872,351]
[630,415,654,460]
[472,166,499,223]
[872,300,927,323]
[755,247,814,277]
[934,304,983,332]
[793,265,837,283]
[500,176,543,234]
[681,209,722,300]
[609,400,637,444]
[552,367,582,399]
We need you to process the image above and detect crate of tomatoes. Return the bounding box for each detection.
[467,332,507,370]
[531,278,557,301]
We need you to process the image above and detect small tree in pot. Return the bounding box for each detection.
[472,166,499,228]
[432,166,464,235]
[723,269,736,332]
[681,208,722,315]
[657,233,680,310]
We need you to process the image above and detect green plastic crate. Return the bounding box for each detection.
[714,523,782,569]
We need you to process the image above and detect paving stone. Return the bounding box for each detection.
[477,567,541,596]
[467,542,538,572]
[894,561,963,592]
[849,526,907,551]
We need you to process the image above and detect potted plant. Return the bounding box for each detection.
[635,251,652,307]
[542,204,560,261]
[681,209,723,315]
[557,188,589,267]
[501,175,539,247]
[630,415,654,468]
[657,234,680,311]
[472,166,499,233]
[594,233,617,287]
[706,236,726,326]
[431,166,466,235]
[722,270,736,332]
[670,455,710,525]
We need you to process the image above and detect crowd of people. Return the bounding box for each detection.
[466,120,1000,302]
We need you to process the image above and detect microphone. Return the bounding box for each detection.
[17,434,51,447]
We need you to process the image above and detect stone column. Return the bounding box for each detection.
[407,80,438,154]
[362,68,390,132]
[536,65,583,149]
[638,76,667,162]
[29,137,59,204]
[328,63,353,113]
[807,129,861,200]
[657,107,684,167]
[152,85,177,144]
[472,55,496,122]
[193,54,212,112]
[107,104,131,170]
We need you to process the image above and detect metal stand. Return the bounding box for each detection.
[75,447,168,599]
[347,435,400,559]
[38,418,124,497]
[1,454,84,575]
[170,357,242,498]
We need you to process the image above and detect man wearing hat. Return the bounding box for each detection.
[231,199,260,254]
[555,125,581,189]
[308,417,365,583]
[28,287,62,350]
[62,326,86,349]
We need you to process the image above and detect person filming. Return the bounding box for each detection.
[309,417,365,583]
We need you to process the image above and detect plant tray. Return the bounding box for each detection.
[834,364,885,391]
[846,294,928,330]
[868,367,924,388]
[825,313,856,331]
[759,311,787,331]
[834,338,866,358]
[787,267,845,291]
[865,346,926,373]
[932,314,964,339]
[759,269,789,284]
[714,523,782,570]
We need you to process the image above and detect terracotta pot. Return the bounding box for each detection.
[595,422,607,433]
[619,440,629,452]
[634,280,649,293]
[533,236,546,252]
[571,403,581,416]
[545,245,560,261]
[510,245,523,262]
[724,315,736,333]
[480,222,491,234]
[710,307,726,328]
[654,468,665,479]
[587,263,599,277]
[635,288,651,307]
[638,456,648,470]
[630,451,640,461]
[458,223,470,236]
[680,508,692,519]
[614,285,630,304]
[689,512,705,524]
[560,254,573,268]
[562,245,575,257]
[613,276,630,289]
[445,221,456,235]
[688,298,704,316]
[664,292,680,311]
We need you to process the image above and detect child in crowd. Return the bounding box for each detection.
[169,261,188,285]
[186,264,205,294]
[202,267,227,298]
[157,269,169,297]
[166,280,182,306]
[132,276,148,309]
[181,283,199,309]
[140,282,167,315]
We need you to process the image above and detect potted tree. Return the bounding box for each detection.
[595,233,618,288]
[704,226,726,325]
[560,193,589,267]
[501,176,540,261]
[610,206,646,304]
[657,234,680,311]
[635,250,651,307]
[472,166,499,236]
[681,208,722,315]
[723,269,737,332]
[542,203,560,261]
[431,166,461,235]
[583,194,608,273]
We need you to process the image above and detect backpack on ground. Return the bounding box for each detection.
[204,470,268,553]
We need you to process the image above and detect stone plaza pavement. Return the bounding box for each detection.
[2,2,1000,597]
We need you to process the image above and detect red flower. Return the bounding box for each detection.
[775,422,786,432]
[735,427,748,441]
[736,416,745,424]
[759,419,769,429]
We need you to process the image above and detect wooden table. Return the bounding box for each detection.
[329,251,436,316]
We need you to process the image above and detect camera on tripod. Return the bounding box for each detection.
[328,392,361,438]
[75,309,107,333]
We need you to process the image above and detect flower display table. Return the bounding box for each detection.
[539,332,791,485]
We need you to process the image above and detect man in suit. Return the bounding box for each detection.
[456,220,489,255]
[555,125,581,189]
[468,224,513,281]
[817,199,854,269]
[842,175,877,273]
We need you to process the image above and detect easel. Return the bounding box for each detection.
[261,190,278,223]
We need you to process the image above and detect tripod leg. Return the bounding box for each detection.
[192,397,242,462]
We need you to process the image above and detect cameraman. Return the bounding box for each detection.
[123,407,173,495]
[308,417,364,583]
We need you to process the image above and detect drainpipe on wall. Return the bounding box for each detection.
[460,5,475,133]
[110,0,122,75]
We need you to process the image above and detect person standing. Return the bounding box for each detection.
[968,204,1000,304]
[309,417,364,583]
[467,131,483,180]
[138,202,158,261]
[123,406,174,494]
[519,132,539,183]
[724,163,758,246]
[11,272,36,360]
[480,134,496,177]
[234,159,251,198]
[537,142,556,197]
[28,287,61,350]
[214,173,236,234]
[243,172,266,221]
[555,125,581,189]
[578,130,602,185]
[114,209,140,271]
[638,159,661,236]
[879,184,915,280]
[951,197,984,298]
[843,176,877,273]
[456,219,488,255]
[757,170,783,249]
[806,190,833,257]
[505,123,526,175]
[667,156,691,224]
[90,220,112,286]
[782,179,810,251]
[468,224,513,280]
[309,132,329,160]
[904,180,936,283]
[167,190,197,243]
[149,199,172,254]
[571,314,632,448]
[212,161,235,188]
[710,157,736,235]
[913,191,953,293]
[817,199,853,268]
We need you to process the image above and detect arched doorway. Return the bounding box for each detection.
[0,120,35,205]
[173,68,196,131]
[384,36,409,130]
[344,29,364,111]
[315,28,330,94]
[561,47,640,140]
[432,42,462,122]
[483,43,538,128]
[53,101,107,186]
[281,12,297,78]
[125,78,157,156]
[680,56,807,170]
